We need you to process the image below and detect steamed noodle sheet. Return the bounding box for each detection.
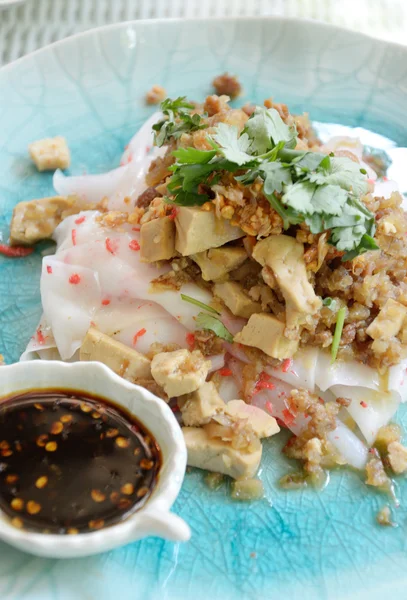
[21,122,406,471]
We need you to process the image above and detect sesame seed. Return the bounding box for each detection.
[91,412,101,419]
[35,476,48,489]
[89,519,104,530]
[26,501,41,515]
[11,517,23,529]
[11,498,24,512]
[45,441,57,452]
[80,403,92,413]
[110,491,120,504]
[140,459,154,470]
[50,422,63,435]
[37,434,49,447]
[121,483,134,495]
[34,403,44,411]
[67,528,79,535]
[60,414,73,424]
[106,428,119,438]
[5,474,19,484]
[91,489,106,503]
[136,487,149,498]
[115,436,130,449]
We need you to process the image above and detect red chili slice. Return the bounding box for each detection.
[0,244,34,258]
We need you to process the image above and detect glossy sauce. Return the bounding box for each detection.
[0,391,161,534]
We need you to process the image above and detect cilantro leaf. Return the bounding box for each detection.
[244,107,297,155]
[153,97,208,147]
[309,156,369,196]
[196,312,234,342]
[173,147,217,164]
[260,162,293,194]
[282,181,316,214]
[213,123,253,166]
[311,184,349,215]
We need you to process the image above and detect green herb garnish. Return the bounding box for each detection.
[153,97,208,147]
[322,297,338,311]
[155,99,380,260]
[195,313,234,342]
[181,293,219,314]
[331,307,346,363]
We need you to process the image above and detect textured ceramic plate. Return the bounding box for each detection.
[1,17,407,600]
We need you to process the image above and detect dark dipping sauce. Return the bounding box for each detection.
[0,391,161,534]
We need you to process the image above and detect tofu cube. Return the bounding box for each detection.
[80,328,151,380]
[180,382,226,427]
[151,349,210,397]
[29,136,70,171]
[10,196,79,245]
[224,400,280,438]
[182,426,262,479]
[175,207,244,256]
[366,298,407,340]
[234,313,299,359]
[191,247,247,281]
[140,216,176,262]
[214,281,261,318]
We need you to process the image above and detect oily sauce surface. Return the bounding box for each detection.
[0,391,161,534]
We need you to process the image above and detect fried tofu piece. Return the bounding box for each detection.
[224,400,279,438]
[10,196,80,245]
[145,85,167,105]
[388,441,407,474]
[191,246,247,281]
[234,313,299,359]
[29,136,70,171]
[179,382,226,427]
[182,426,262,479]
[253,235,322,328]
[214,281,261,318]
[151,349,210,397]
[366,299,407,340]
[140,216,176,262]
[175,207,244,256]
[80,328,151,380]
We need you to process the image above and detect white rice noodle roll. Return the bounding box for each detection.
[330,384,400,446]
[226,342,317,392]
[388,360,407,403]
[120,112,162,165]
[53,157,152,212]
[20,316,58,361]
[316,351,381,392]
[40,259,101,360]
[53,112,163,211]
[265,347,318,392]
[373,179,400,199]
[112,317,188,355]
[216,357,245,403]
[317,350,407,404]
[52,213,212,331]
[326,421,368,470]
[208,354,225,374]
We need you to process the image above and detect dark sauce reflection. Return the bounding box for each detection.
[0,391,161,534]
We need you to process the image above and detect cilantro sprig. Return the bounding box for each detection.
[181,294,233,342]
[153,97,208,147]
[154,99,379,260]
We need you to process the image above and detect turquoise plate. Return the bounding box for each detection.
[1,17,407,600]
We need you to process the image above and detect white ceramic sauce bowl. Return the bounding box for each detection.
[0,360,190,558]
